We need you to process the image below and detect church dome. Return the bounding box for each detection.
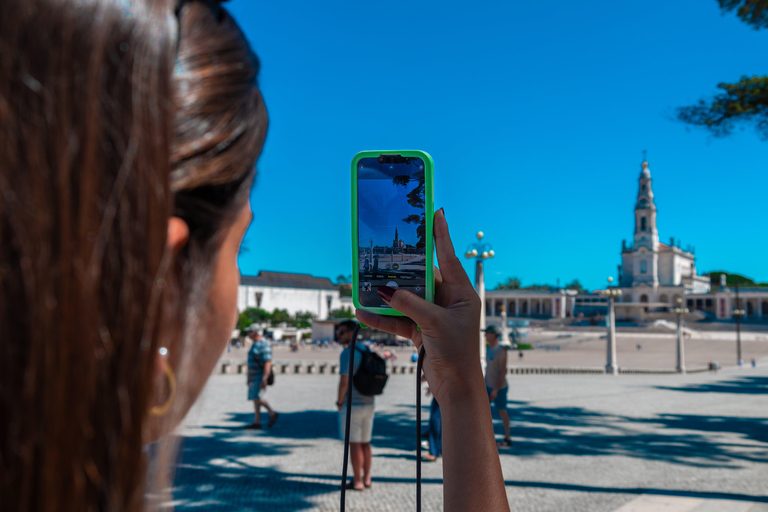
[640,161,651,179]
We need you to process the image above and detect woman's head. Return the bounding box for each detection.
[0,0,266,509]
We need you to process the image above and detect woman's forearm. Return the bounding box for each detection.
[440,379,510,512]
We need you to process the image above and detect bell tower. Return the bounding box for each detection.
[634,160,658,251]
[632,158,659,287]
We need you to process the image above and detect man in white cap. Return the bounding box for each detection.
[484,324,511,448]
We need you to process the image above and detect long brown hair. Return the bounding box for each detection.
[0,0,267,510]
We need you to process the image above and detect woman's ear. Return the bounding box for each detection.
[167,217,190,255]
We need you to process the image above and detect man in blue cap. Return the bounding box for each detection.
[484,324,511,448]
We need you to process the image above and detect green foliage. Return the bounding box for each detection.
[707,271,768,288]
[565,279,588,293]
[521,283,555,291]
[244,307,270,323]
[677,2,768,137]
[495,276,521,290]
[237,307,270,331]
[336,274,352,284]
[676,76,768,138]
[718,0,768,29]
[293,311,314,329]
[237,312,252,331]
[330,307,356,319]
[270,308,292,325]
[392,172,426,249]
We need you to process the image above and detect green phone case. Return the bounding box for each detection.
[351,150,435,316]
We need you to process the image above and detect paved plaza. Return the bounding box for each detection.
[223,330,768,372]
[169,355,768,511]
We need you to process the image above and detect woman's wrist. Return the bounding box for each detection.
[439,370,487,405]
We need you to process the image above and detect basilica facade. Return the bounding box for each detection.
[616,160,710,306]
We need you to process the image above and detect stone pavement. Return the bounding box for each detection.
[168,363,768,511]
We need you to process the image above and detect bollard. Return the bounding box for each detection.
[330,364,338,374]
[306,364,315,374]
[238,363,247,374]
[293,363,302,374]
[280,364,289,374]
[221,363,231,374]
[319,364,327,374]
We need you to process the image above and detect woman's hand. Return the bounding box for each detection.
[356,208,484,405]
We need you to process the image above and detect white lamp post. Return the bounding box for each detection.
[599,277,622,375]
[466,231,495,369]
[672,298,690,374]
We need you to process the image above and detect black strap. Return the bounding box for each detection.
[340,324,360,511]
[416,345,426,512]
[340,328,427,512]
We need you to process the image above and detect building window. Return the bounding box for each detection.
[641,217,647,231]
[640,294,648,303]
[641,261,647,274]
[705,299,713,308]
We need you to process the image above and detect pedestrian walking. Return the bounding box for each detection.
[484,325,512,448]
[245,327,278,429]
[422,379,442,462]
[336,320,375,491]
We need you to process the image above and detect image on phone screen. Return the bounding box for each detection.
[357,156,427,308]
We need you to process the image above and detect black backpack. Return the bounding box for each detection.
[352,346,388,396]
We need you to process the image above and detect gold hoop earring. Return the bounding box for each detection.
[150,358,176,417]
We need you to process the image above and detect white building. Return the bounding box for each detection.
[685,275,768,321]
[238,271,341,320]
[486,289,577,320]
[616,160,710,307]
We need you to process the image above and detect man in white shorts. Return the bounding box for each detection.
[336,320,375,491]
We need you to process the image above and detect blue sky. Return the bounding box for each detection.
[358,177,421,248]
[231,0,768,291]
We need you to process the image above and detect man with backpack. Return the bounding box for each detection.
[336,320,385,491]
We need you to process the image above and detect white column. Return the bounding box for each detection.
[606,296,618,375]
[476,260,486,370]
[676,311,686,374]
[515,299,519,317]
[551,298,555,318]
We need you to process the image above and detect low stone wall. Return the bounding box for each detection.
[219,361,711,376]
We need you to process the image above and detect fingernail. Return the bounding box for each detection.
[377,285,396,302]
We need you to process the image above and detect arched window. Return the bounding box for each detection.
[641,217,647,231]
[624,293,633,302]
[640,294,649,303]
[641,261,647,274]
[659,294,668,303]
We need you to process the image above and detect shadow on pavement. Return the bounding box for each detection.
[656,375,768,395]
[170,395,768,509]
[504,400,768,468]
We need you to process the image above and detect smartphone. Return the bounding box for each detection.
[351,150,434,316]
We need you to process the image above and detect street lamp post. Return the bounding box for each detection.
[465,231,495,369]
[733,281,745,366]
[672,298,689,374]
[599,277,622,375]
[500,304,509,347]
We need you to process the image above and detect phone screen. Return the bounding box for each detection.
[357,156,427,308]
